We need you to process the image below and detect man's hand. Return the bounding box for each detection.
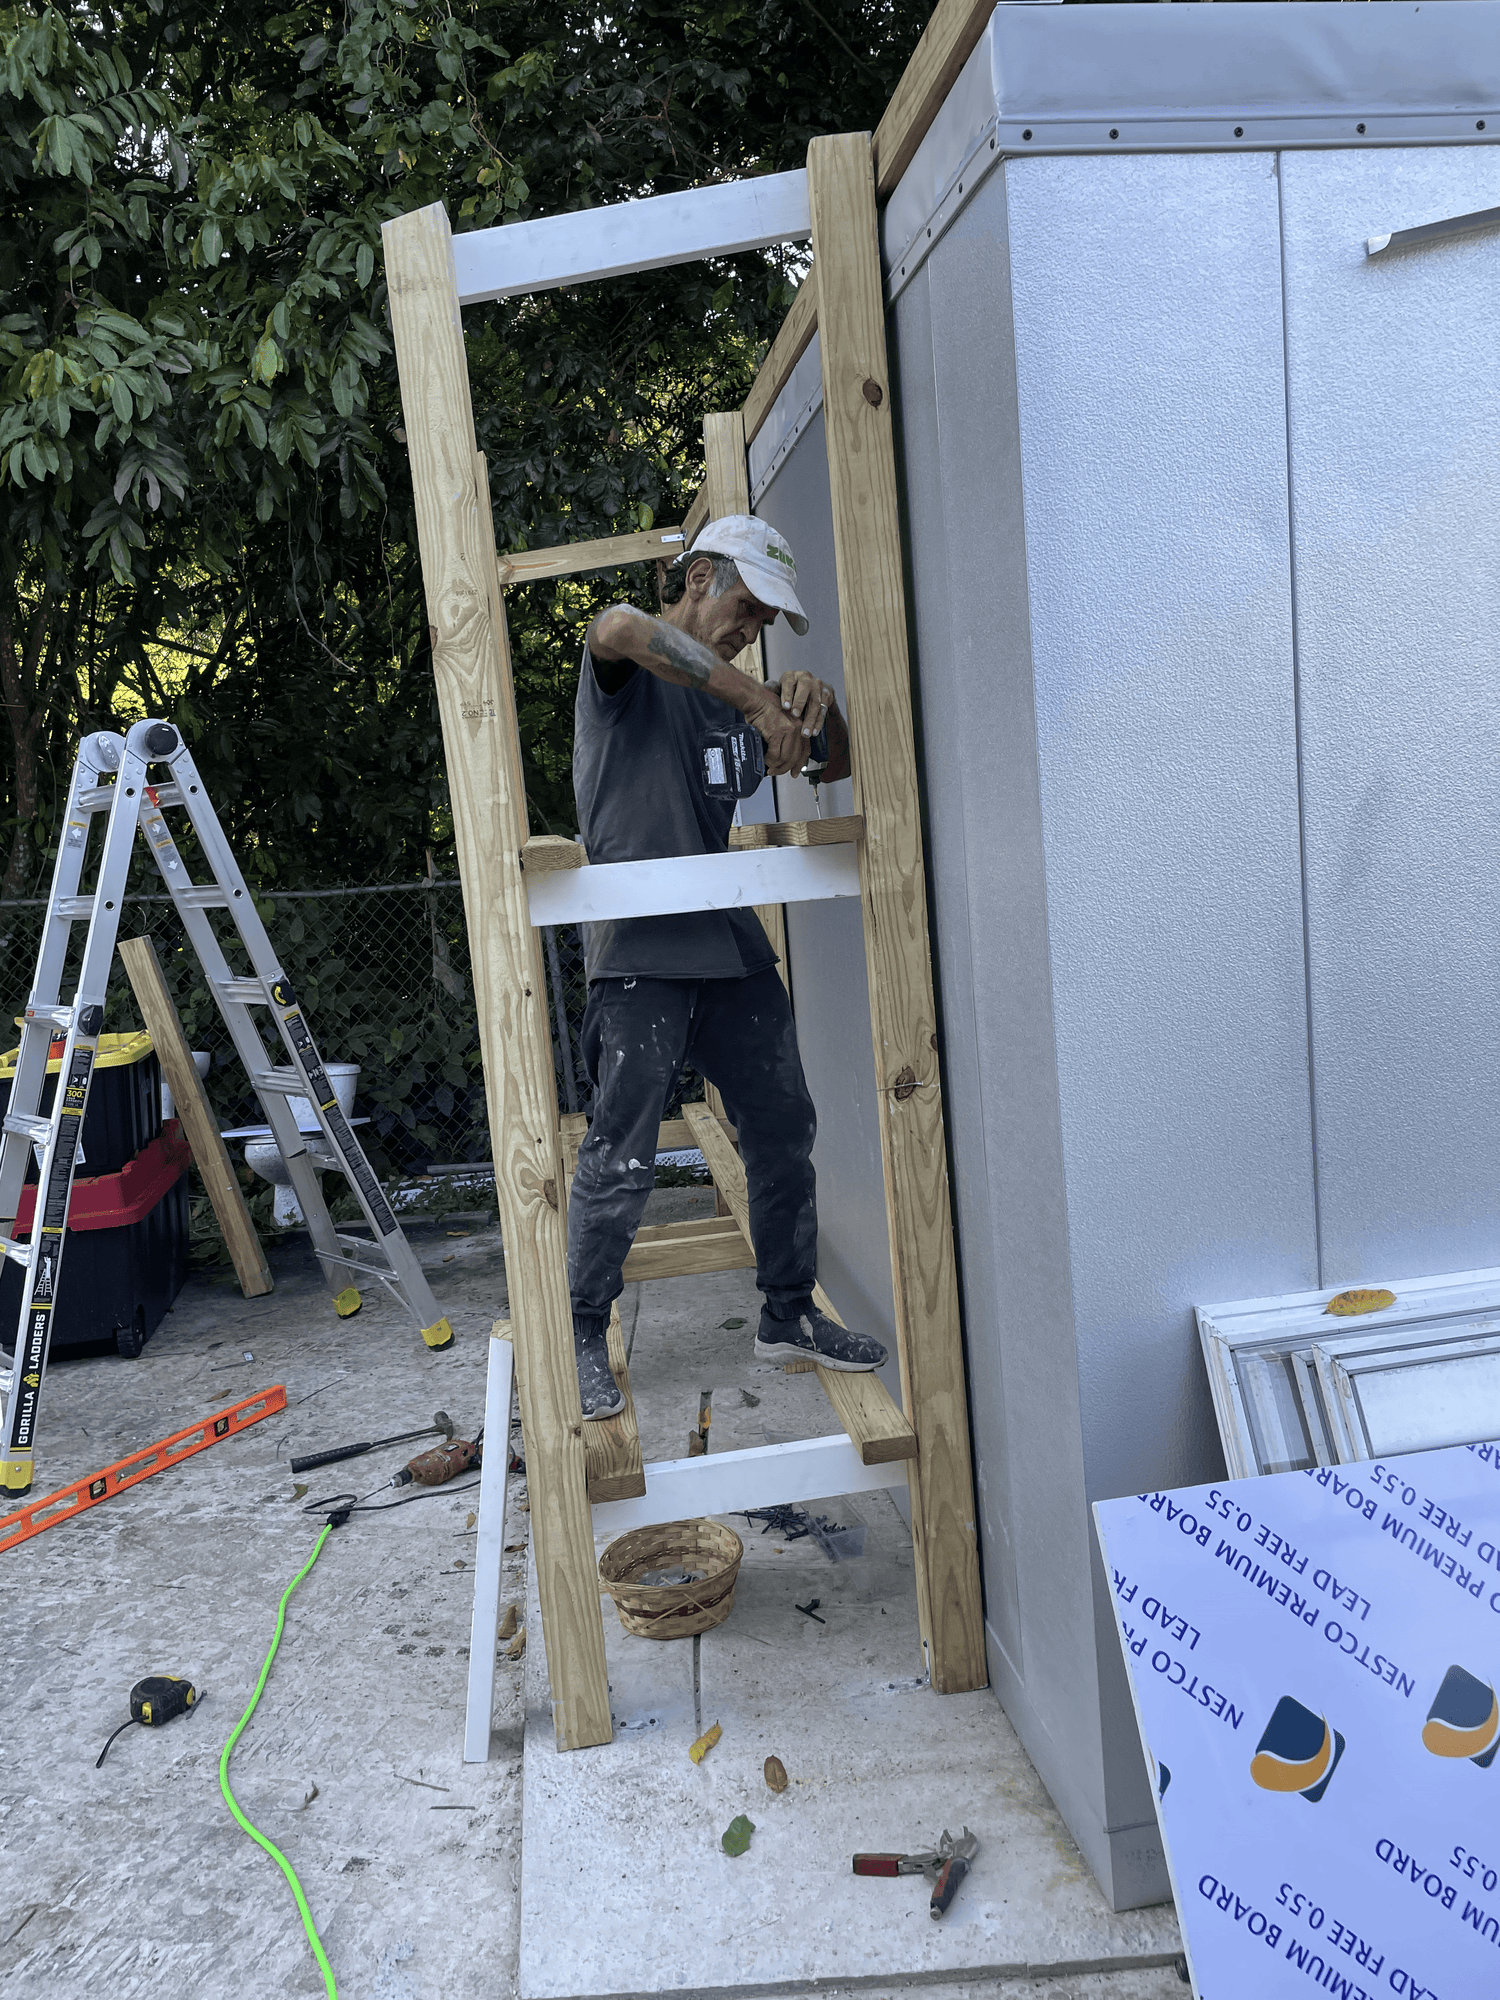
[770,671,833,743]
[744,684,812,777]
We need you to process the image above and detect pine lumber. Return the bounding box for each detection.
[623,1215,756,1283]
[117,934,271,1300]
[728,816,864,851]
[383,201,612,1751]
[872,0,999,198]
[521,835,587,873]
[742,280,821,448]
[806,134,985,1687]
[581,1303,646,1504]
[497,526,688,589]
[681,1101,916,1467]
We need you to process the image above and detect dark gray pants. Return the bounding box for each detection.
[567,969,817,1324]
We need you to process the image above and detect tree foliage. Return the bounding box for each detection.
[1,0,923,898]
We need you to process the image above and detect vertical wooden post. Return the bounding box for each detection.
[382,203,612,1750]
[806,134,987,1692]
[699,412,789,1171]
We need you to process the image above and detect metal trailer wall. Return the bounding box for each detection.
[752,1,1500,1913]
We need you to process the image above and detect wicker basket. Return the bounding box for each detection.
[598,1518,744,1640]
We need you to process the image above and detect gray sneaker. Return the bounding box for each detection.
[753,1302,887,1373]
[575,1318,625,1420]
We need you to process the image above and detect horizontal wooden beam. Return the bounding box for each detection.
[871,0,999,199]
[623,1215,755,1283]
[728,815,864,851]
[681,486,711,548]
[498,526,687,589]
[589,1432,907,1538]
[521,835,586,874]
[742,278,820,449]
[525,841,860,927]
[582,1302,645,1504]
[452,172,811,305]
[558,1107,737,1188]
[683,1101,917,1467]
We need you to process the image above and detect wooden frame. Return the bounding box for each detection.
[387,90,987,1754]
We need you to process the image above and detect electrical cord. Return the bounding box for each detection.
[220,1520,340,2000]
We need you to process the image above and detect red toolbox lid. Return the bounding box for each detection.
[13,1121,192,1235]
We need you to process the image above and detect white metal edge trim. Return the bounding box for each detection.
[748,332,825,506]
[589,1432,907,1539]
[463,1331,514,1763]
[525,842,860,927]
[453,171,810,305]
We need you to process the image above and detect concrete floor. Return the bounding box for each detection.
[1,1189,1185,1999]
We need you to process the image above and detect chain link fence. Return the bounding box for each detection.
[0,883,595,1176]
[1,882,705,1179]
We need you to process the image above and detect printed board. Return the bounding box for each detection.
[1094,1444,1500,2000]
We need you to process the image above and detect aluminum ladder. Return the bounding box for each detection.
[0,718,454,1501]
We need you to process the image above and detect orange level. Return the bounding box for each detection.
[0,1384,287,1552]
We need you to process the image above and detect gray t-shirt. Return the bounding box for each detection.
[572,645,775,983]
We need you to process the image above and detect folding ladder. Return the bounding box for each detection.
[0,717,453,1501]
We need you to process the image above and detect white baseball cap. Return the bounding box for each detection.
[678,514,810,635]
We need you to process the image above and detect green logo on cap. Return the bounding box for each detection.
[766,541,795,571]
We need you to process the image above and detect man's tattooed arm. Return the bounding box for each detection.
[644,618,716,690]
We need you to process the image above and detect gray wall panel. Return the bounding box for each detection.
[1281,146,1500,1284]
[1004,152,1318,1510]
[889,258,1026,1683]
[755,414,901,1400]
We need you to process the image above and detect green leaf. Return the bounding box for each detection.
[201,218,222,264]
[355,241,374,290]
[110,375,134,423]
[721,1815,754,1858]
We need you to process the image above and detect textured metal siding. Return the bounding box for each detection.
[1280,145,1500,1285]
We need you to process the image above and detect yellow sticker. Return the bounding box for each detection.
[1324,1287,1397,1318]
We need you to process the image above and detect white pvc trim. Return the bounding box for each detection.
[453,172,811,306]
[590,1432,908,1539]
[463,1330,515,1762]
[525,842,859,927]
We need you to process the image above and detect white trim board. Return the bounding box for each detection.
[589,1432,908,1539]
[453,172,810,306]
[524,841,859,927]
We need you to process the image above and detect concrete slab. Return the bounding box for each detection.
[518,1251,1182,2000]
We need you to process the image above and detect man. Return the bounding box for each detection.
[568,514,888,1418]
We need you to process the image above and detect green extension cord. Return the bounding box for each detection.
[219,1522,338,1999]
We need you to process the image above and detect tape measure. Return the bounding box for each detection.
[96,1675,200,1766]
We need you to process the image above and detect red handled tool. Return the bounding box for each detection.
[853,1828,980,1919]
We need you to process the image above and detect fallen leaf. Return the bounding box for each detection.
[465,1511,477,1530]
[764,1755,788,1793]
[721,1814,755,1857]
[292,1484,308,1501]
[720,1318,746,1330]
[1325,1287,1397,1318]
[689,1721,722,1765]
[505,1626,526,1660]
[301,1783,319,1808]
[498,1604,519,1641]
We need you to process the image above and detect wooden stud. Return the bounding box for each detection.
[806,133,986,1689]
[498,525,687,590]
[623,1216,756,1284]
[558,1110,737,1190]
[582,1302,645,1504]
[117,935,272,1300]
[742,280,821,449]
[522,835,587,874]
[871,0,1000,199]
[729,815,865,851]
[383,202,612,1751]
[682,1102,916,1468]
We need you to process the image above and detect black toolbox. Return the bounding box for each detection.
[1,1123,190,1359]
[0,1030,162,1177]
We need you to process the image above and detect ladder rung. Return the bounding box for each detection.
[24,1006,72,1030]
[251,1068,304,1096]
[174,886,230,909]
[52,896,94,921]
[76,786,117,810]
[216,979,268,1004]
[149,784,185,806]
[2,1114,51,1146]
[1,1239,31,1269]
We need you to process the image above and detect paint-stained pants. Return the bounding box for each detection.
[567,969,818,1323]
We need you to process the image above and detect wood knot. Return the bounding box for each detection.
[891,1065,917,1101]
[862,378,884,408]
[543,1178,558,1210]
[930,1033,938,1052]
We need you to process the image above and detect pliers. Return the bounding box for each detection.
[852,1827,980,1919]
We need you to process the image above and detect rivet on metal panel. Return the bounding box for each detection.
[1109,129,1119,142]
[1021,130,1032,143]
[1357,123,1366,135]
[1234,127,1244,139]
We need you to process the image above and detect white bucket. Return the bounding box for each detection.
[160,1050,211,1121]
